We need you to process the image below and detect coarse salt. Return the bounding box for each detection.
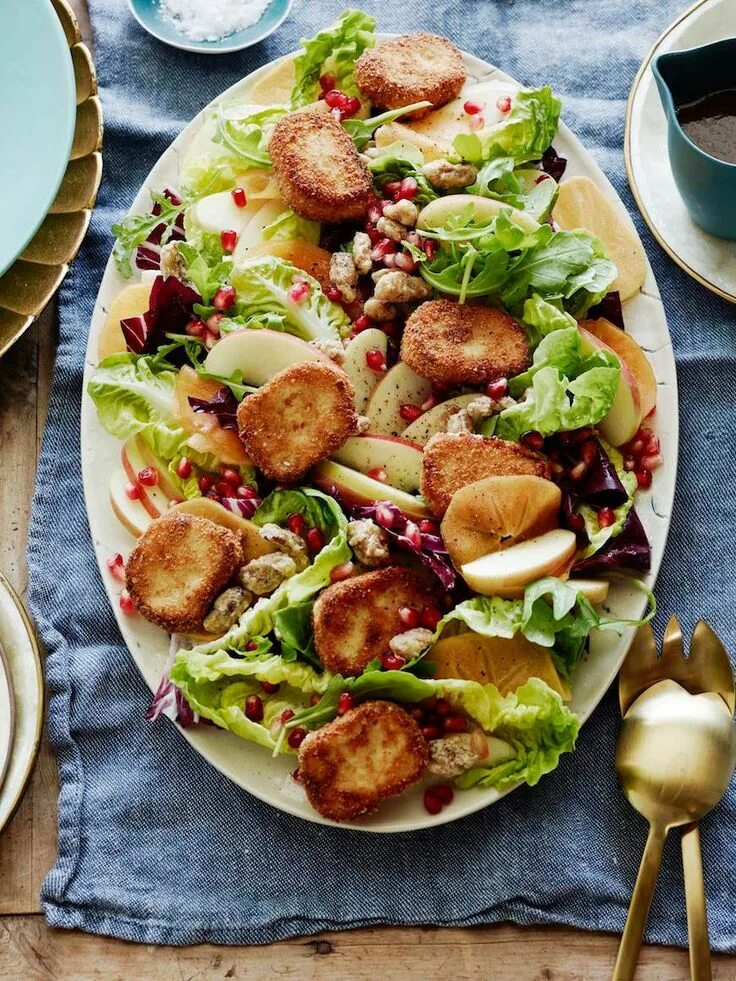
[158,0,272,42]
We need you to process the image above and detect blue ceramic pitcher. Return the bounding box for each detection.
[653,39,736,240]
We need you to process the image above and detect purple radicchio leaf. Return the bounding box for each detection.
[188,385,239,431]
[573,507,651,575]
[135,188,186,273]
[540,146,568,182]
[147,673,195,726]
[122,275,202,355]
[586,291,625,330]
[220,495,261,519]
[576,439,628,509]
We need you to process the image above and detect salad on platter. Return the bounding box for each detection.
[89,10,662,823]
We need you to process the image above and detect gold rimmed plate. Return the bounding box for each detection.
[0,0,103,360]
[625,0,736,304]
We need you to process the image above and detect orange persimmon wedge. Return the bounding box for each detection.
[173,366,250,466]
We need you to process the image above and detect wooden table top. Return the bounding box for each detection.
[0,2,733,977]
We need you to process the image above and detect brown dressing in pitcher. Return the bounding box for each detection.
[676,88,736,164]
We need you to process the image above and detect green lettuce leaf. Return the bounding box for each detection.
[520,293,578,347]
[230,256,351,341]
[290,9,376,109]
[253,487,348,537]
[368,154,438,207]
[472,164,558,220]
[454,87,561,166]
[262,209,321,246]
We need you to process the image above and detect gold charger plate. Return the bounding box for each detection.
[0,0,103,358]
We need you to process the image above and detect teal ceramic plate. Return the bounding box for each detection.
[128,0,293,54]
[0,0,76,278]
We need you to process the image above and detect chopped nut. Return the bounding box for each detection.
[422,159,478,190]
[329,251,358,302]
[355,414,371,434]
[363,296,397,321]
[373,271,432,304]
[352,232,373,275]
[239,553,297,596]
[371,268,392,283]
[389,627,434,660]
[160,242,187,280]
[311,337,346,365]
[428,733,481,777]
[376,216,407,242]
[203,587,252,635]
[347,518,390,568]
[383,199,419,227]
[258,523,309,572]
[466,396,494,422]
[446,409,473,434]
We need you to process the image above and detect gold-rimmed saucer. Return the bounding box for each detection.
[0,0,102,359]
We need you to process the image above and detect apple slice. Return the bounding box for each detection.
[121,439,171,518]
[365,362,433,437]
[232,199,288,264]
[312,460,431,520]
[123,434,180,501]
[332,435,423,492]
[204,328,331,387]
[580,317,657,418]
[579,327,642,446]
[569,578,610,605]
[418,194,540,236]
[188,190,260,237]
[460,529,577,598]
[98,282,152,360]
[402,394,476,446]
[109,470,154,538]
[342,329,389,413]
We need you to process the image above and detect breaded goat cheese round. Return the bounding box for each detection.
[401,299,530,387]
[298,700,429,821]
[354,33,466,119]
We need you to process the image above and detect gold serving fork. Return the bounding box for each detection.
[614,618,736,981]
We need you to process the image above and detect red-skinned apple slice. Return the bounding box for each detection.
[460,529,578,598]
[109,470,154,538]
[579,327,642,446]
[402,394,477,446]
[204,328,333,388]
[579,317,657,418]
[125,434,181,501]
[332,434,423,492]
[312,460,431,520]
[364,362,433,437]
[120,439,170,519]
[342,328,389,413]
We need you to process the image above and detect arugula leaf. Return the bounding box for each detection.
[214,104,287,169]
[343,102,432,151]
[290,9,376,109]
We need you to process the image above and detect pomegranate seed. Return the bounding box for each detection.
[399,606,421,628]
[393,251,417,273]
[198,475,214,494]
[580,440,598,466]
[280,709,295,724]
[365,348,387,372]
[288,281,310,304]
[260,680,280,694]
[435,698,452,717]
[432,784,454,805]
[367,467,388,483]
[381,652,406,671]
[342,96,361,119]
[306,527,325,554]
[353,314,374,333]
[403,521,422,548]
[469,114,485,131]
[220,468,242,488]
[384,180,402,198]
[364,222,382,245]
[325,285,342,303]
[119,589,135,614]
[423,789,443,815]
[213,286,237,311]
[215,481,233,498]
[397,177,418,201]
[520,430,544,451]
[421,606,442,631]
[418,394,436,413]
[381,321,398,337]
[383,253,397,268]
[246,641,259,651]
[236,484,258,500]
[646,433,660,454]
[463,99,485,115]
[399,403,423,423]
[639,426,654,441]
[418,519,438,535]
[186,319,206,337]
[137,467,158,487]
[220,229,237,253]
[231,187,247,208]
[324,89,348,108]
[423,239,438,260]
[319,72,336,93]
[598,507,616,528]
[105,553,126,582]
[375,503,395,528]
[628,437,645,456]
[206,313,223,335]
[245,694,264,722]
[496,95,512,113]
[422,726,443,742]
[176,456,192,479]
[623,455,637,472]
[330,561,355,583]
[568,460,588,482]
[287,727,307,749]
[371,238,398,261]
[567,512,586,534]
[636,468,653,489]
[641,452,663,471]
[124,481,141,500]
[367,200,384,223]
[337,692,354,715]
[485,377,509,400]
[286,513,306,537]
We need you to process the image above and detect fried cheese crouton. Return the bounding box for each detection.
[298,701,429,820]
[125,512,244,633]
[420,432,551,516]
[401,300,530,386]
[354,34,466,119]
[268,109,374,222]
[312,566,439,676]
[237,361,358,482]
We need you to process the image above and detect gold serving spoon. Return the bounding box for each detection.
[614,619,736,981]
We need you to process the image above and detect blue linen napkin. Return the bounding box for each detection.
[28,0,736,948]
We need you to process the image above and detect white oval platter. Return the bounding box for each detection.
[81,39,678,832]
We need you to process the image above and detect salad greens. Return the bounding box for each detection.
[579,442,638,557]
[368,150,438,207]
[290,9,376,109]
[112,190,191,280]
[455,87,562,168]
